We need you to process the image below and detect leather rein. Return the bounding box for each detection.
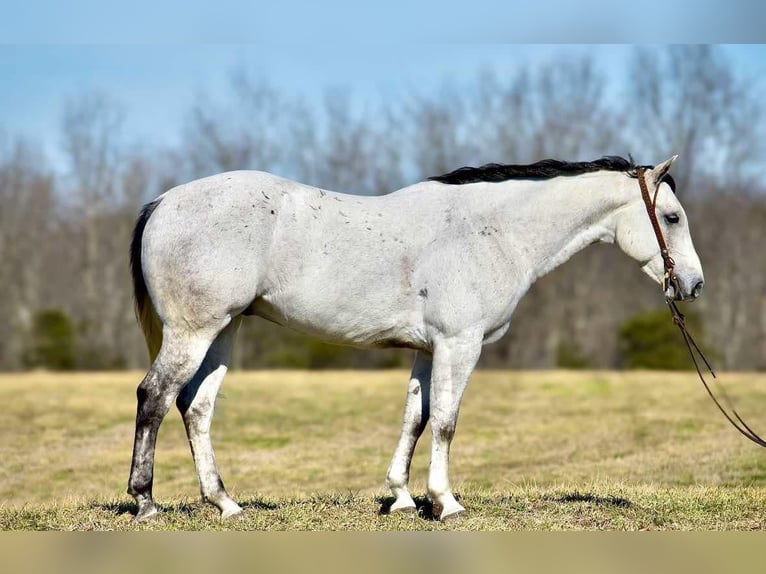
[636,168,766,448]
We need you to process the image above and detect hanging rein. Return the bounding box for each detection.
[636,168,766,447]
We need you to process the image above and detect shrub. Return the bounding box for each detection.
[23,309,77,370]
[75,346,127,371]
[555,341,590,369]
[618,307,711,370]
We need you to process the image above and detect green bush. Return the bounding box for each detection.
[618,307,711,370]
[555,341,590,369]
[23,309,77,370]
[75,346,127,371]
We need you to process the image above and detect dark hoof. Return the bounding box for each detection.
[133,504,159,523]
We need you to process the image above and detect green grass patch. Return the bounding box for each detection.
[3,485,766,530]
[1,369,766,530]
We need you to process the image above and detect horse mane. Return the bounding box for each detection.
[428,155,676,192]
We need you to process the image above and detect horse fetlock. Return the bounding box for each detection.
[385,470,417,514]
[127,476,152,499]
[427,484,463,516]
[201,486,241,517]
[428,490,464,521]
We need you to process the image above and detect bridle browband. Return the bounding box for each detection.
[637,168,766,448]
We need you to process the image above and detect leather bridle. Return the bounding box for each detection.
[637,168,766,448]
[636,168,682,299]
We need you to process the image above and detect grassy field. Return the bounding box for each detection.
[2,369,766,530]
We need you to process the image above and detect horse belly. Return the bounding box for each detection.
[251,286,427,350]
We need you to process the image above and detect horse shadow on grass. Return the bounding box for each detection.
[376,495,449,521]
[95,498,279,519]
[96,501,140,517]
[545,491,632,508]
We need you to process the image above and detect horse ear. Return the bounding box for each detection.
[648,155,678,187]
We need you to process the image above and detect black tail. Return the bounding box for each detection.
[130,198,163,361]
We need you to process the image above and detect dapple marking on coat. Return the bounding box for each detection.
[127,155,704,521]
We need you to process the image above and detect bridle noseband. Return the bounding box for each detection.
[636,168,766,448]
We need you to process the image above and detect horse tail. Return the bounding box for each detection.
[130,198,164,362]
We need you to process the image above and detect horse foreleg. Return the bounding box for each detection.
[386,351,432,513]
[427,332,482,521]
[127,327,218,521]
[176,318,242,520]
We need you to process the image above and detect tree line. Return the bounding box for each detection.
[1,46,764,371]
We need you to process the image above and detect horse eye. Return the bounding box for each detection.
[664,213,680,225]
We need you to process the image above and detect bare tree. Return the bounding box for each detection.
[2,47,765,372]
[472,56,631,368]
[183,72,293,179]
[627,45,764,193]
[311,90,405,195]
[402,86,474,180]
[0,135,55,368]
[59,93,154,367]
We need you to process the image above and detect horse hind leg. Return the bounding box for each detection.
[386,352,432,513]
[176,318,242,520]
[127,324,223,521]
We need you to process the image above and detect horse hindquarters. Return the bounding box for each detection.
[128,193,247,520]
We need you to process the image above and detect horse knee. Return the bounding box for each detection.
[138,337,213,419]
[431,418,456,443]
[136,377,175,423]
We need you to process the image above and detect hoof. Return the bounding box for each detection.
[388,494,417,515]
[440,506,466,522]
[133,504,159,523]
[220,505,244,521]
[389,503,417,515]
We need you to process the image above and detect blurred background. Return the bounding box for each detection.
[1,44,764,372]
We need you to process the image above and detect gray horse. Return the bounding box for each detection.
[127,155,703,521]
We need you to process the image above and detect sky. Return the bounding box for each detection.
[1,44,765,169]
[2,1,765,43]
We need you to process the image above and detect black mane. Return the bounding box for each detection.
[427,155,676,192]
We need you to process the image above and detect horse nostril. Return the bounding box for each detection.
[693,280,704,298]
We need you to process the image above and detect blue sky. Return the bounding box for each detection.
[2,1,765,43]
[1,45,765,168]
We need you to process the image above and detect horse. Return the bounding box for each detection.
[127,155,704,521]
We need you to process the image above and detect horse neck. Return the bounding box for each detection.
[488,173,626,282]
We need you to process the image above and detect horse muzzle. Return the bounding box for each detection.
[666,277,704,302]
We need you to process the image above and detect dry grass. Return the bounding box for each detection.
[2,369,766,530]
